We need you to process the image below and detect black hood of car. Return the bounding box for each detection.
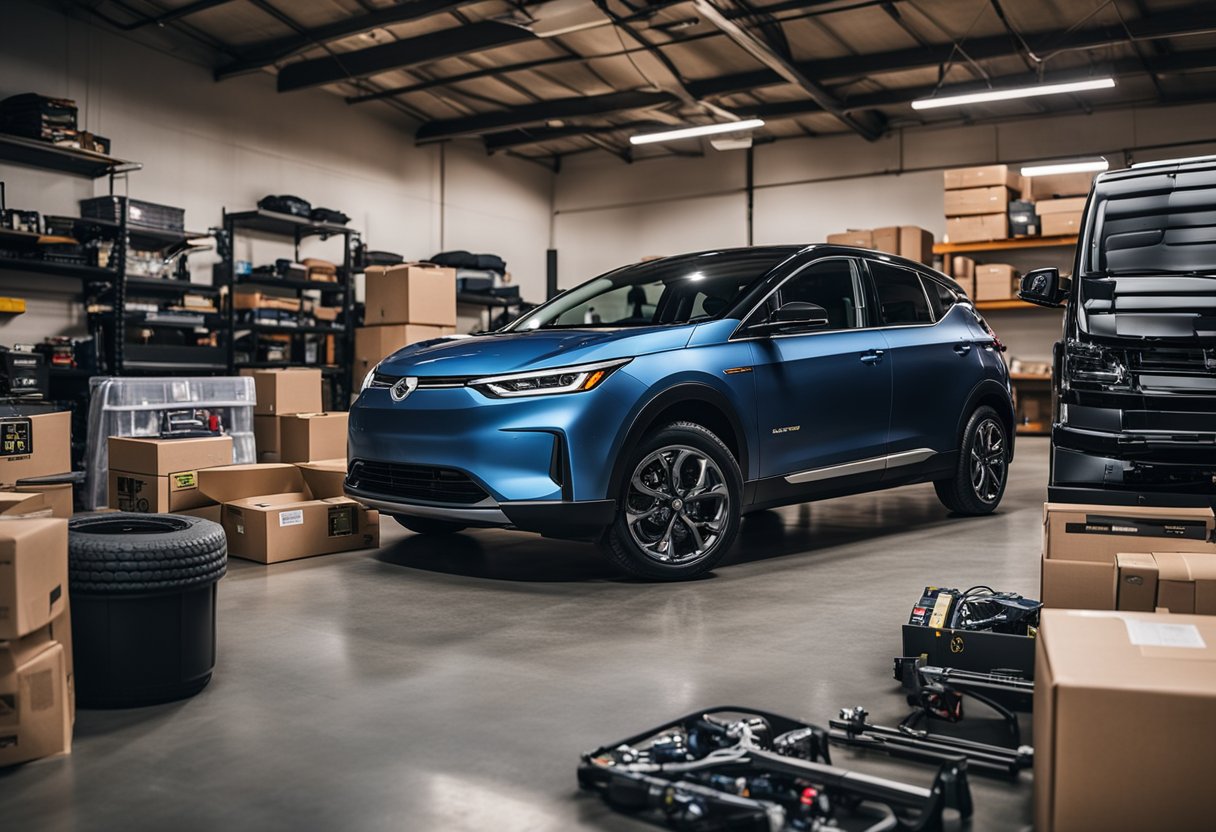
[1079,274,1216,341]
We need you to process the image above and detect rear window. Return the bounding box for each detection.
[871,262,933,325]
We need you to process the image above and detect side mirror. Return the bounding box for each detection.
[748,301,830,335]
[1018,267,1070,308]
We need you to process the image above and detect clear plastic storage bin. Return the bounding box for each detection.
[85,376,256,510]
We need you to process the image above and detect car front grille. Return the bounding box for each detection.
[347,460,489,505]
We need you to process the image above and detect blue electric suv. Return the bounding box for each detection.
[346,245,1014,579]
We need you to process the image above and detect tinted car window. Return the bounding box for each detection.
[924,279,959,319]
[871,262,933,325]
[776,259,861,330]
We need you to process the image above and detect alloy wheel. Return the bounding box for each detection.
[625,445,731,565]
[969,418,1007,503]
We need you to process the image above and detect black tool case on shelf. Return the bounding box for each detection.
[81,196,184,232]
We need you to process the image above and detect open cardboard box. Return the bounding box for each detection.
[198,463,377,563]
[0,625,72,767]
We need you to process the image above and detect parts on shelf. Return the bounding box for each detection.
[580,708,972,831]
[361,248,403,268]
[257,194,311,218]
[829,706,1032,780]
[80,195,184,233]
[0,348,48,398]
[252,258,309,281]
[161,408,223,438]
[309,206,348,225]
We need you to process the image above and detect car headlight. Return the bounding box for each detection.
[469,358,631,398]
[360,364,379,392]
[1064,340,1126,389]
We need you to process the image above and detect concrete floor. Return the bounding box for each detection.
[0,439,1049,832]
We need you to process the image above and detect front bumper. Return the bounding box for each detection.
[344,484,616,539]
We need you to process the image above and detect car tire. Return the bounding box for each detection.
[602,421,743,581]
[934,405,1010,516]
[68,513,228,594]
[392,515,467,535]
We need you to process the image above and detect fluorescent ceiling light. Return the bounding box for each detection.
[1021,159,1109,177]
[630,119,765,146]
[911,77,1116,110]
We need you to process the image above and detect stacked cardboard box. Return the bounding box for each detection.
[354,264,457,389]
[278,413,347,463]
[1036,196,1087,237]
[948,255,976,297]
[197,463,378,563]
[0,510,73,767]
[1035,610,1216,832]
[824,226,936,266]
[107,435,234,522]
[242,368,323,463]
[0,411,74,518]
[943,165,1019,243]
[974,263,1019,302]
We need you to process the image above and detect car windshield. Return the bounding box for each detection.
[506,249,796,331]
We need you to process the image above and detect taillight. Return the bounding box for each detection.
[975,313,1007,352]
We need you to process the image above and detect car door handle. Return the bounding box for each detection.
[860,349,885,365]
[954,343,973,356]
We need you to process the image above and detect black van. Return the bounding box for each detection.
[1019,155,1216,505]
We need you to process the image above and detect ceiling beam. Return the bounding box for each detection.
[482,122,664,152]
[415,91,678,143]
[692,0,882,140]
[215,0,483,80]
[686,5,1216,99]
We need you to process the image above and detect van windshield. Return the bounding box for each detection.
[506,249,795,330]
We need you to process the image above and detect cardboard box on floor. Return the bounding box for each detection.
[1115,552,1216,614]
[107,436,233,513]
[0,412,71,487]
[295,459,346,500]
[943,164,1020,191]
[364,264,457,327]
[240,368,322,416]
[1040,502,1216,609]
[254,415,280,462]
[197,463,378,563]
[353,325,456,387]
[3,481,72,519]
[1034,609,1216,832]
[0,626,72,767]
[278,413,347,464]
[0,515,69,640]
[946,213,1006,244]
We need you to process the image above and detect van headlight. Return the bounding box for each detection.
[360,364,380,392]
[469,358,631,398]
[1064,340,1126,389]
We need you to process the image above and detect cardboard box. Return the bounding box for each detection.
[949,255,976,279]
[364,264,457,327]
[1034,609,1216,832]
[0,627,72,767]
[108,470,214,513]
[108,436,233,477]
[1040,211,1083,237]
[953,276,975,298]
[1025,171,1093,200]
[4,482,72,519]
[898,226,935,265]
[177,504,222,524]
[945,213,1007,244]
[353,324,455,388]
[254,415,280,461]
[943,164,1020,191]
[944,185,1017,217]
[0,411,71,487]
[870,226,899,255]
[278,413,347,464]
[1115,552,1216,614]
[243,368,323,416]
[295,459,346,500]
[1040,502,1216,609]
[975,264,1018,301]
[825,230,872,248]
[0,517,69,640]
[197,464,378,563]
[233,290,301,312]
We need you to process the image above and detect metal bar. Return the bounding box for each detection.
[118,0,236,30]
[275,20,534,92]
[685,5,1216,99]
[692,0,883,140]
[415,91,677,144]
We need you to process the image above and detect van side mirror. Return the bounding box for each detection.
[748,302,830,335]
[1018,268,1070,308]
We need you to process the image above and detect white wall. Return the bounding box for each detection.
[0,0,553,343]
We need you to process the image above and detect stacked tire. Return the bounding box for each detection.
[68,513,227,708]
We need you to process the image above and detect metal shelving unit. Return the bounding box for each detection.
[219,208,359,408]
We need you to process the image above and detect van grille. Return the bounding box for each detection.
[347,460,488,505]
